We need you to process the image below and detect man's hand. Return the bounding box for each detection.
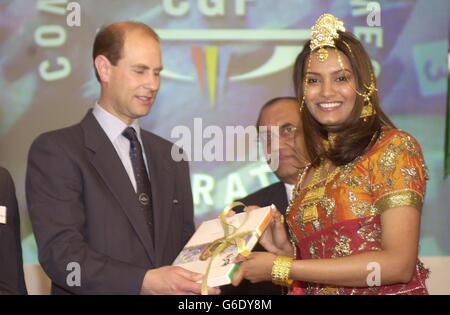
[140,266,221,295]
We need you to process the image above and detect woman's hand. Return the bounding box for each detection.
[232,252,276,286]
[258,205,293,256]
[227,204,294,256]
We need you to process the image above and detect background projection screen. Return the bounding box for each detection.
[0,0,449,294]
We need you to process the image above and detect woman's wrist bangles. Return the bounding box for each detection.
[271,255,294,287]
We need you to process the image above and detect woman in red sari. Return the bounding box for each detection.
[232,13,429,295]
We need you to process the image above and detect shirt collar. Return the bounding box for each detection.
[93,102,142,142]
[284,183,295,201]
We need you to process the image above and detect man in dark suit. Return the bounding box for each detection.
[0,167,27,294]
[223,97,308,294]
[26,22,219,295]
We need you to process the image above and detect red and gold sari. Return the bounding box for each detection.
[287,127,429,295]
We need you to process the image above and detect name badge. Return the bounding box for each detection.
[0,206,6,224]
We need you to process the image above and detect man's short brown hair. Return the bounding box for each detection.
[92,21,160,82]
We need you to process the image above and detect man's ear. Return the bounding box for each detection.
[94,55,112,83]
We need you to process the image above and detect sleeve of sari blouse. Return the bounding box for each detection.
[370,130,428,213]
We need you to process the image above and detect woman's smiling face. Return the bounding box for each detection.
[303,48,357,128]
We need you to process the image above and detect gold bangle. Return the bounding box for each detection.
[271,256,294,287]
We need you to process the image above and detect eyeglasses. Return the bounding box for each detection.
[258,124,298,143]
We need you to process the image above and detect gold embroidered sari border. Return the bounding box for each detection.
[374,189,423,212]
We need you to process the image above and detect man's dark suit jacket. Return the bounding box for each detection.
[26,110,194,294]
[222,181,289,295]
[0,167,27,294]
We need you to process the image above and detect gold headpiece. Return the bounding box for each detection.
[310,13,346,62]
[300,13,377,123]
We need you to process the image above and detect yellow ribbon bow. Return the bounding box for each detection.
[201,201,255,295]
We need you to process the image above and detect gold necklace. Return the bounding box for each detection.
[323,133,337,153]
[300,160,331,223]
[289,159,339,224]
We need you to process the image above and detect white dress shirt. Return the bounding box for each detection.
[92,103,149,192]
[284,183,295,202]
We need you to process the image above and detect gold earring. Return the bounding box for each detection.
[360,102,375,121]
[359,81,377,122]
[299,94,306,113]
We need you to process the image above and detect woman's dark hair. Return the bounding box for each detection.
[293,31,395,166]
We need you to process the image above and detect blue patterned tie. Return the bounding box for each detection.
[122,127,154,238]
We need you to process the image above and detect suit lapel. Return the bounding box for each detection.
[271,181,292,237]
[274,182,289,215]
[81,111,156,264]
[141,132,175,267]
